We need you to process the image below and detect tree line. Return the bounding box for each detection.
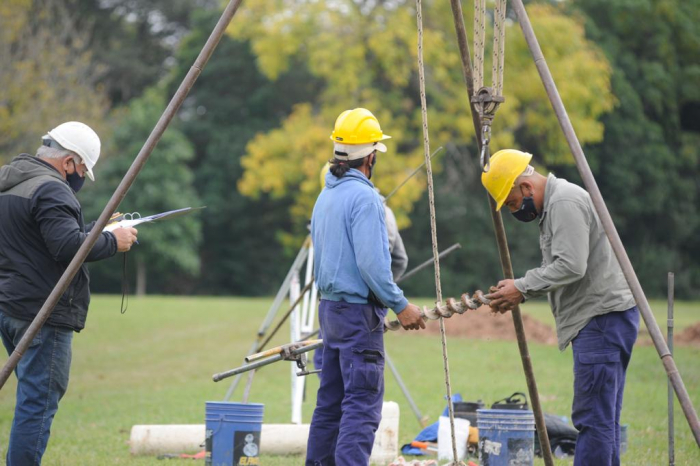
[2,0,698,298]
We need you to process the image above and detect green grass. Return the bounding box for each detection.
[0,296,698,465]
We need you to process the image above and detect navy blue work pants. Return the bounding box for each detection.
[313,328,323,373]
[0,311,73,466]
[306,300,386,466]
[571,307,639,466]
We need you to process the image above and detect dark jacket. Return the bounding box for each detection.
[0,154,117,331]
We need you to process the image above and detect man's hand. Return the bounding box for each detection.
[112,227,138,252]
[396,303,426,331]
[485,279,524,314]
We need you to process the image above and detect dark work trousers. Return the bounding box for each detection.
[571,306,639,466]
[306,299,387,466]
[313,328,324,374]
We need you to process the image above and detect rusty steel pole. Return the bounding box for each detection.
[510,0,700,446]
[668,272,675,465]
[446,0,554,463]
[0,0,246,390]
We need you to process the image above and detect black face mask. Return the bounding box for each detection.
[66,161,85,193]
[511,190,538,223]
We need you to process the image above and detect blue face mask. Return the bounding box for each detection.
[511,187,538,222]
[66,160,85,193]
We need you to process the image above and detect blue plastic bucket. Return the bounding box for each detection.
[477,409,535,466]
[205,402,264,466]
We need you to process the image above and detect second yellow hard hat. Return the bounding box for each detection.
[481,149,533,211]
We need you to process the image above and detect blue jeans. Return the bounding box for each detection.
[0,311,73,466]
[571,307,639,466]
[306,300,386,466]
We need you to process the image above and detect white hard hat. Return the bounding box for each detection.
[45,122,101,181]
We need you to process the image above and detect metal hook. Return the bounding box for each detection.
[480,126,491,173]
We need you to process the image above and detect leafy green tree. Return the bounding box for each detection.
[231,1,615,250]
[83,88,202,295]
[567,0,700,297]
[70,0,219,105]
[0,0,109,163]
[165,9,322,294]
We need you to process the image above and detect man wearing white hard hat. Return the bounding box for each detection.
[0,122,138,465]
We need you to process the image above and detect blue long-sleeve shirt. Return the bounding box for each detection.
[311,169,408,314]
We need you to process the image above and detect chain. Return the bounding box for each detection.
[415,0,461,463]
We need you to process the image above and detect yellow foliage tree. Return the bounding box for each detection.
[232,1,614,244]
[0,0,109,163]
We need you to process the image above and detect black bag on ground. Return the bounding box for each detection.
[534,413,578,458]
[454,400,485,426]
[491,392,528,410]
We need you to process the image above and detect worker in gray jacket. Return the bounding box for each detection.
[482,149,638,466]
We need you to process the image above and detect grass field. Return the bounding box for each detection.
[0,295,698,465]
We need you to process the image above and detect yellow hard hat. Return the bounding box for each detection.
[330,108,391,145]
[320,162,330,188]
[481,149,533,211]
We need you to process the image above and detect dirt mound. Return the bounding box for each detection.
[422,305,558,345]
[675,322,700,347]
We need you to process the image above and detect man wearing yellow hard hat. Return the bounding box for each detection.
[306,108,424,466]
[482,149,638,466]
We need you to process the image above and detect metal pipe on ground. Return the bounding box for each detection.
[129,424,310,456]
[0,0,246,391]
[510,0,700,446]
[446,0,554,463]
[129,402,400,461]
[247,339,322,363]
[212,340,323,382]
[668,272,675,465]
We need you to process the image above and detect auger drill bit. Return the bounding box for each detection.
[384,290,492,331]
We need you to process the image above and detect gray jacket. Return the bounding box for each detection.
[514,174,635,350]
[380,198,408,281]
